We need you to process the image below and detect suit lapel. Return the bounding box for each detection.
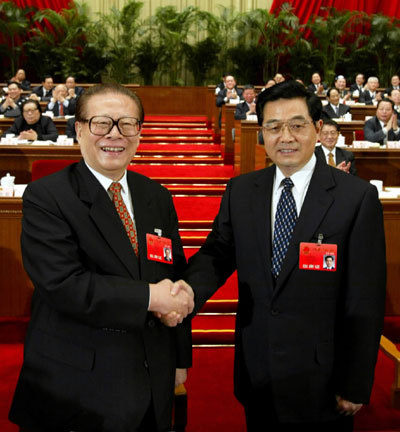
[273,159,336,296]
[252,166,275,294]
[76,161,140,279]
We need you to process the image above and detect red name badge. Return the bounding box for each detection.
[299,242,337,271]
[146,233,173,264]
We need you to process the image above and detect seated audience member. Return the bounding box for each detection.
[334,75,350,102]
[385,74,400,95]
[350,73,365,99]
[65,116,76,141]
[295,78,305,86]
[234,85,257,120]
[307,72,327,95]
[47,84,76,116]
[260,79,276,92]
[273,73,285,83]
[65,76,84,99]
[216,75,243,107]
[215,74,226,95]
[30,75,54,102]
[315,119,356,175]
[359,77,382,105]
[322,88,350,120]
[0,82,26,117]
[390,88,400,114]
[364,98,400,145]
[2,99,58,141]
[9,69,31,91]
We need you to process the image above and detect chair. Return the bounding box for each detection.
[353,129,365,141]
[31,159,78,181]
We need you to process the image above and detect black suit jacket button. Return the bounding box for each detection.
[148,319,156,328]
[271,308,279,316]
[144,360,149,369]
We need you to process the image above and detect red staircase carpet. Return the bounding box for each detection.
[2,115,400,431]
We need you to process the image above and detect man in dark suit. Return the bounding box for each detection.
[179,81,386,431]
[364,98,400,145]
[46,84,77,116]
[384,74,400,96]
[315,119,357,175]
[390,88,400,115]
[234,85,257,120]
[0,81,26,117]
[307,72,327,95]
[334,75,350,103]
[216,75,243,107]
[66,75,85,99]
[30,74,54,102]
[359,77,382,105]
[349,73,365,99]
[9,83,193,432]
[322,88,350,120]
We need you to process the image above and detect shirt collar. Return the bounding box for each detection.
[320,144,335,157]
[274,153,316,192]
[85,161,128,193]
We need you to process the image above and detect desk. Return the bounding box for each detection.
[1,196,400,316]
[0,144,81,183]
[349,105,377,120]
[336,120,365,145]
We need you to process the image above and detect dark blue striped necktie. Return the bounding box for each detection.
[271,177,298,278]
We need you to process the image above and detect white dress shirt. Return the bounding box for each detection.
[271,153,316,235]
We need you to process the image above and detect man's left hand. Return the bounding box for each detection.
[336,161,351,173]
[175,368,187,387]
[336,395,363,415]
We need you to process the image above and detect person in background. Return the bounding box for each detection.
[216,75,243,107]
[0,81,26,117]
[384,74,400,96]
[30,75,54,102]
[359,77,382,105]
[234,85,257,120]
[389,88,400,115]
[273,73,285,83]
[307,72,327,95]
[334,75,350,103]
[9,69,31,91]
[349,73,365,99]
[321,88,350,120]
[46,84,76,116]
[364,98,400,145]
[315,119,356,175]
[65,116,77,141]
[65,76,85,100]
[2,99,58,141]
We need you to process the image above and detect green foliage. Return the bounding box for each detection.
[0,1,36,75]
[3,2,400,87]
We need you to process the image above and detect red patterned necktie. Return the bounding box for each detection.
[59,102,64,116]
[109,182,139,256]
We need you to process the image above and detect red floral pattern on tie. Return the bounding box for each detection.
[109,182,139,256]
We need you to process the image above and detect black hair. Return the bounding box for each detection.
[256,80,322,126]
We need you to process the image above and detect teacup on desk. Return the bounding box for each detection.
[56,135,74,146]
[1,134,18,145]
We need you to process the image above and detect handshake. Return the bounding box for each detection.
[149,279,194,327]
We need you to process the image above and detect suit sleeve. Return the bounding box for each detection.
[364,119,384,144]
[39,117,58,141]
[185,180,237,314]
[21,181,152,331]
[334,184,386,403]
[216,90,226,107]
[348,151,357,176]
[234,103,247,120]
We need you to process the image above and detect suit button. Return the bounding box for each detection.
[144,360,149,369]
[271,308,279,316]
[148,319,156,328]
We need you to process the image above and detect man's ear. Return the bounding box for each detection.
[75,121,82,141]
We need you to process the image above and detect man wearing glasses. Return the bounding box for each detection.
[315,119,357,175]
[183,81,385,431]
[10,83,193,432]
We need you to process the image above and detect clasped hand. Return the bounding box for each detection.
[149,279,194,327]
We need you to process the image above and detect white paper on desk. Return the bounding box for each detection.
[379,191,400,199]
[246,115,258,122]
[31,140,54,146]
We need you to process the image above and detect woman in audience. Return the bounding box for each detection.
[9,69,31,91]
[2,99,58,141]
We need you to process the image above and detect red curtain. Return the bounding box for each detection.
[269,0,400,22]
[11,0,71,11]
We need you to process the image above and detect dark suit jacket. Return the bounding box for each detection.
[32,85,53,101]
[66,116,76,141]
[2,115,58,141]
[0,96,26,117]
[307,83,328,94]
[349,83,364,93]
[321,103,350,120]
[9,161,191,432]
[234,101,256,120]
[46,98,76,116]
[216,87,243,107]
[185,158,385,423]
[364,116,400,145]
[314,145,357,175]
[359,90,379,105]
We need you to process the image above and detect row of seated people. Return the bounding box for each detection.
[1,71,84,118]
[215,74,400,145]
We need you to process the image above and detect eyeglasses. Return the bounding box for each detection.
[82,116,142,137]
[262,119,312,135]
[23,108,38,114]
[320,131,339,137]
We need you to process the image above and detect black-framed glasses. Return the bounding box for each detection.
[262,119,312,135]
[83,116,142,137]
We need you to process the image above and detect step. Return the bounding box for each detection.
[166,185,225,196]
[144,115,209,124]
[137,149,221,157]
[140,136,214,144]
[141,129,213,137]
[143,122,209,129]
[132,156,223,165]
